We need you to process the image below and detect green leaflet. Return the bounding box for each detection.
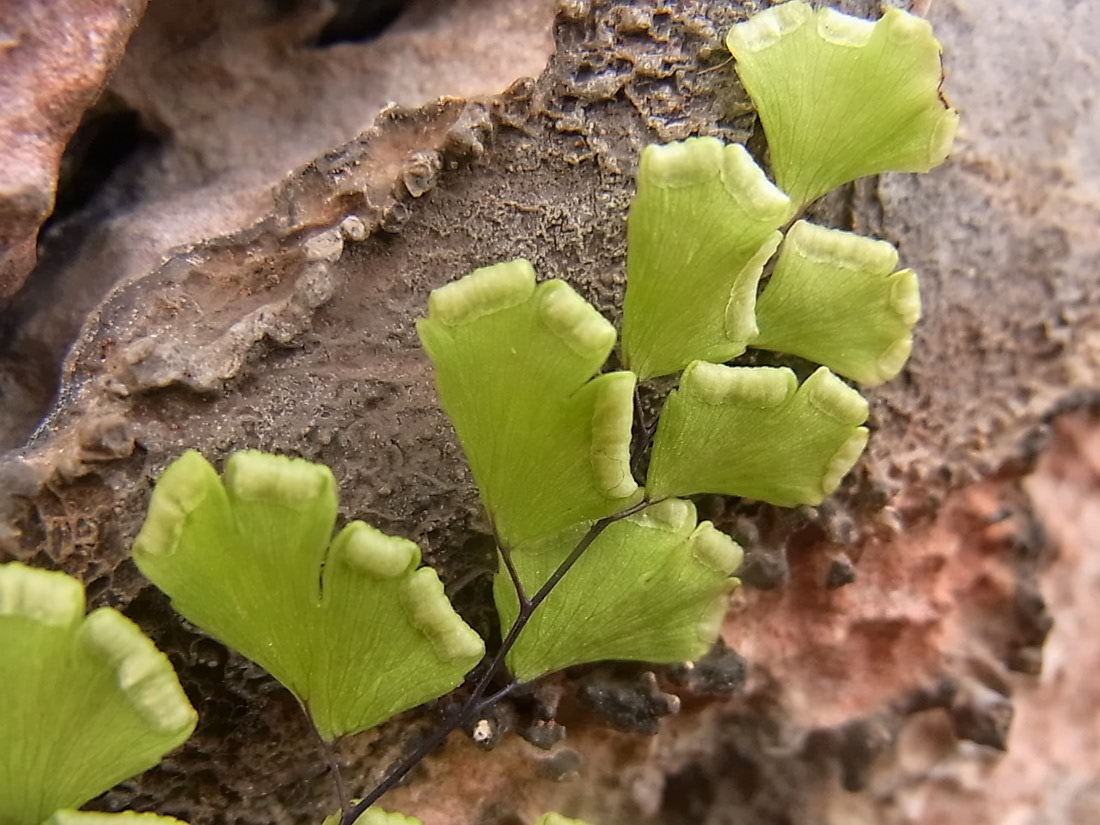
[418,259,641,547]
[322,809,421,825]
[753,221,921,386]
[647,363,869,506]
[621,137,790,380]
[131,450,484,742]
[726,1,959,211]
[0,563,196,825]
[323,812,590,825]
[43,814,189,825]
[496,500,742,682]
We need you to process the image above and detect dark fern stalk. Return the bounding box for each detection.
[337,497,655,825]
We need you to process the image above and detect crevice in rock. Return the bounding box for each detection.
[314,0,412,46]
[47,96,165,228]
[661,763,716,825]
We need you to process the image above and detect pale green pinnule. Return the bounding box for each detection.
[131,449,220,559]
[401,568,486,662]
[0,561,82,625]
[802,365,871,425]
[823,428,871,495]
[224,447,335,509]
[697,586,736,646]
[621,137,789,380]
[690,521,744,574]
[352,812,421,825]
[890,270,922,326]
[589,372,637,498]
[689,523,745,645]
[132,450,484,742]
[685,362,795,408]
[753,221,921,385]
[647,363,869,506]
[340,522,420,579]
[78,609,197,735]
[418,259,640,547]
[495,499,742,681]
[638,495,695,532]
[537,813,595,825]
[427,257,535,325]
[136,449,336,691]
[726,1,959,210]
[538,279,617,358]
[45,813,190,825]
[0,563,196,825]
[322,808,423,825]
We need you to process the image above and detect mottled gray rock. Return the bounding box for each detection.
[0,0,1098,823]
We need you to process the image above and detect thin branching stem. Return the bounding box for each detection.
[526,498,652,611]
[339,498,655,825]
[472,680,525,718]
[306,712,351,817]
[496,537,530,609]
[697,55,734,75]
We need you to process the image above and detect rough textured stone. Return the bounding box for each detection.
[910,413,1100,825]
[0,0,147,304]
[0,0,1098,823]
[0,0,557,449]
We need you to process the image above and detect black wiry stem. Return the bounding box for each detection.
[472,680,524,718]
[307,713,351,817]
[495,530,530,610]
[338,498,654,825]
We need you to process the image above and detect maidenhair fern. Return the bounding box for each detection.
[2,3,958,824]
[329,812,591,825]
[0,563,196,825]
[322,809,423,825]
[416,260,640,547]
[752,221,921,386]
[131,450,485,742]
[621,138,790,379]
[725,0,958,212]
[42,815,188,825]
[646,364,869,506]
[494,499,742,681]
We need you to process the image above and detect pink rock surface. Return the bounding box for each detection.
[0,0,146,304]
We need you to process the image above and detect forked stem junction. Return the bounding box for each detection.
[335,497,655,825]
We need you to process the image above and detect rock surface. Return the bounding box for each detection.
[0,0,147,304]
[0,0,557,449]
[0,0,1098,823]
